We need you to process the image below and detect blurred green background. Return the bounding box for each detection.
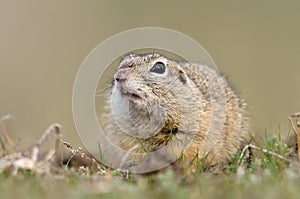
[0,0,299,147]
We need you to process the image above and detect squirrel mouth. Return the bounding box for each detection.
[122,92,142,101]
[116,84,143,102]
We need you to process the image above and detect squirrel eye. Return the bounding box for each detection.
[150,62,166,74]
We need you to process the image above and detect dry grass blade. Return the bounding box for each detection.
[0,118,110,178]
[238,144,292,167]
[58,136,104,172]
[289,112,300,163]
[0,123,64,175]
[31,123,62,164]
[0,115,15,155]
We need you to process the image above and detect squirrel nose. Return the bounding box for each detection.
[114,70,127,82]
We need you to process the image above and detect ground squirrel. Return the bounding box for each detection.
[101,53,248,172]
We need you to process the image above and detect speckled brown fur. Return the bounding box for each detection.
[101,53,248,172]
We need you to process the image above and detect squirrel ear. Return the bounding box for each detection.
[179,70,187,84]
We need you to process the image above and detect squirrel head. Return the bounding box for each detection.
[110,53,200,139]
[112,53,188,104]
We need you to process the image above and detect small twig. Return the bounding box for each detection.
[0,122,106,176]
[58,136,104,171]
[0,115,15,154]
[289,117,298,137]
[289,113,300,163]
[31,146,39,163]
[238,144,251,166]
[26,123,62,164]
[238,144,292,166]
[35,123,61,147]
[44,149,55,161]
[0,115,13,123]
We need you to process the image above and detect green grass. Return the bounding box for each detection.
[1,166,300,199]
[1,133,300,199]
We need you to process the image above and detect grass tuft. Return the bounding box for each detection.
[1,113,300,199]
